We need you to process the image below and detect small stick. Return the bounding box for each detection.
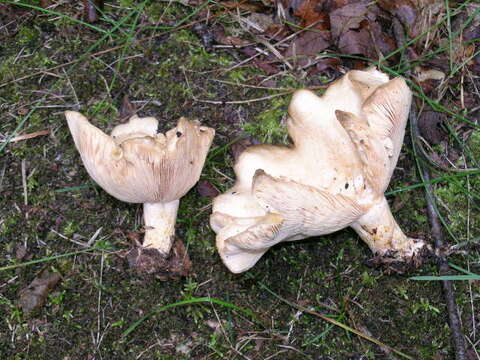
[411,103,467,360]
[193,91,291,105]
[21,159,27,206]
[393,16,467,359]
[0,130,50,143]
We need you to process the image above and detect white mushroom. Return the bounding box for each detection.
[66,111,214,273]
[210,68,427,273]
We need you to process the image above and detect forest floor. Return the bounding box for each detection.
[0,1,479,359]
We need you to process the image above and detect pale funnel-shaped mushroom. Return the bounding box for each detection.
[66,111,214,275]
[210,68,427,273]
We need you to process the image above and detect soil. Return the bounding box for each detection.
[0,2,478,359]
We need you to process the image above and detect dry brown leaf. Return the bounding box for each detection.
[293,0,330,30]
[252,58,280,74]
[15,244,27,260]
[19,269,62,314]
[307,57,342,77]
[329,2,396,59]
[119,94,136,121]
[263,24,291,41]
[418,110,446,145]
[197,180,220,198]
[221,1,265,12]
[414,66,446,82]
[213,26,250,47]
[378,0,444,42]
[331,5,375,57]
[83,0,104,23]
[284,30,330,58]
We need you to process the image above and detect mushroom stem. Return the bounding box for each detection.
[143,200,180,255]
[351,197,425,259]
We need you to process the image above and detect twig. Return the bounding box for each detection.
[183,68,292,104]
[258,282,413,360]
[0,130,50,143]
[410,103,467,360]
[393,16,467,359]
[213,79,327,91]
[0,161,6,192]
[193,91,291,105]
[21,159,27,206]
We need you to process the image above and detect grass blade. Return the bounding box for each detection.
[5,0,108,34]
[122,297,258,338]
[0,247,101,272]
[411,275,480,281]
[258,283,413,360]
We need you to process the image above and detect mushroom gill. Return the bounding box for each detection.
[210,68,427,273]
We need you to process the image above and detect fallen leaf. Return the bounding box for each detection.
[19,269,62,314]
[336,22,375,58]
[15,244,27,260]
[213,26,250,47]
[418,110,446,145]
[369,21,397,56]
[197,180,220,198]
[284,30,330,59]
[279,0,334,67]
[378,0,417,36]
[245,13,277,33]
[330,2,369,40]
[414,66,446,82]
[330,2,386,59]
[309,57,341,76]
[252,58,280,74]
[83,0,104,23]
[221,1,266,12]
[378,0,444,42]
[263,24,291,42]
[119,94,136,122]
[293,0,330,29]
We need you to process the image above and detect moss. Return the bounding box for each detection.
[243,96,290,143]
[17,25,39,46]
[86,99,119,125]
[434,163,480,243]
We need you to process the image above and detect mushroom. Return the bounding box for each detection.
[210,68,427,273]
[65,111,215,275]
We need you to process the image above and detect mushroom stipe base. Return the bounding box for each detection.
[363,244,433,275]
[127,238,192,280]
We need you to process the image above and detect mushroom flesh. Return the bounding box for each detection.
[66,111,215,273]
[210,68,427,273]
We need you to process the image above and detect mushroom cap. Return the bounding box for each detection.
[210,68,412,273]
[212,170,366,273]
[233,68,410,197]
[66,111,215,203]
